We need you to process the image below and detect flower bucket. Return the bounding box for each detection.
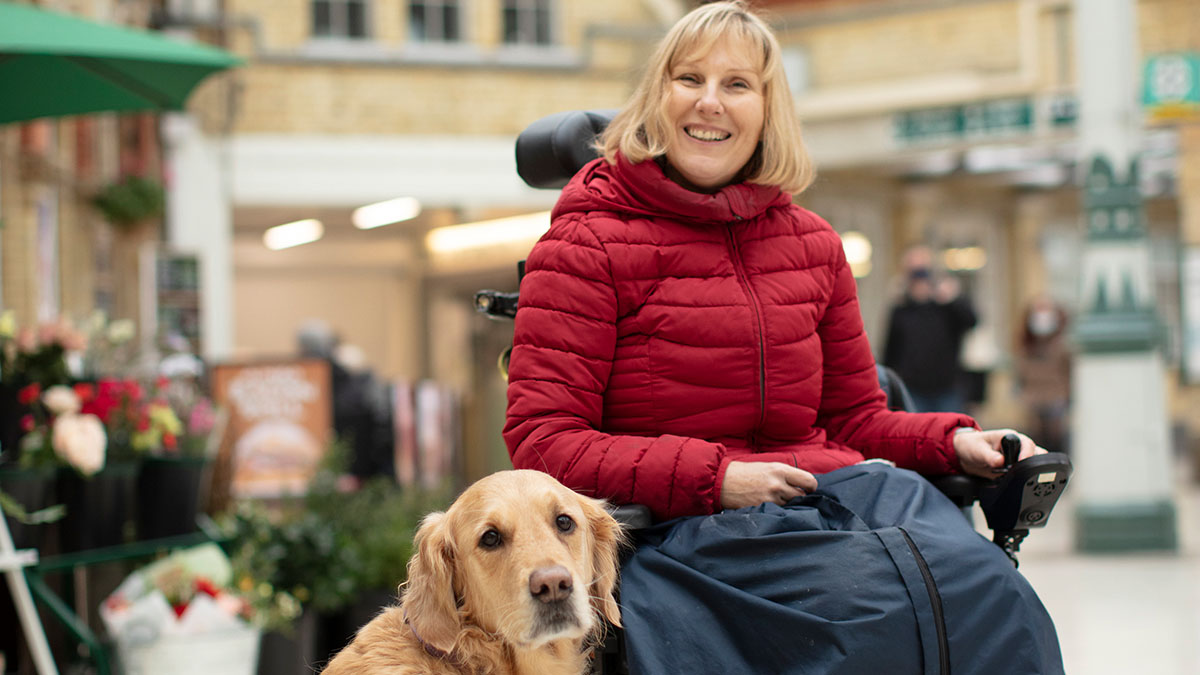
[0,465,58,551]
[136,456,211,540]
[117,623,261,675]
[57,460,138,552]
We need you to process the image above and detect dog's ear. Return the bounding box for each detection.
[403,511,461,652]
[581,496,624,628]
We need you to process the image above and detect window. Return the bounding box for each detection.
[502,0,553,46]
[409,0,463,43]
[313,0,368,39]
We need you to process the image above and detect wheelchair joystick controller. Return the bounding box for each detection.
[979,438,1073,567]
[1000,433,1021,470]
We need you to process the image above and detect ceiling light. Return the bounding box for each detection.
[840,231,873,278]
[353,197,422,229]
[426,211,552,255]
[264,219,324,250]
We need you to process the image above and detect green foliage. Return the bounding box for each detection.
[90,175,165,229]
[221,440,452,616]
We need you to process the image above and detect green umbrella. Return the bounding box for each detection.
[0,2,240,124]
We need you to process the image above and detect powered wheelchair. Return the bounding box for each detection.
[476,110,1073,675]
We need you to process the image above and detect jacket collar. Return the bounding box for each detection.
[553,153,791,226]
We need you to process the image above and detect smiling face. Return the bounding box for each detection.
[663,36,766,192]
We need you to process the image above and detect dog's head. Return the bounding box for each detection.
[402,470,623,654]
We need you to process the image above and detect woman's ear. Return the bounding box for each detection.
[402,511,460,652]
[582,496,624,627]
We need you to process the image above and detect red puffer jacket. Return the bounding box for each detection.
[504,155,976,520]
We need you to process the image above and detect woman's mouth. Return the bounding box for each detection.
[685,126,731,142]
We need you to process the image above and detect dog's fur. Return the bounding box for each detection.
[321,470,623,675]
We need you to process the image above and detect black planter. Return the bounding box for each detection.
[257,609,320,675]
[57,461,138,553]
[315,588,397,664]
[136,456,211,540]
[0,466,58,551]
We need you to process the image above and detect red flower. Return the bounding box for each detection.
[136,414,151,432]
[17,383,41,406]
[156,376,170,391]
[73,383,96,404]
[20,414,34,432]
[123,380,144,402]
[194,578,220,599]
[163,432,178,450]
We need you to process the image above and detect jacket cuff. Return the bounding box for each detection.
[941,416,979,473]
[711,456,734,514]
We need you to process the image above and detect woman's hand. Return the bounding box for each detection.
[720,461,818,510]
[953,429,1046,478]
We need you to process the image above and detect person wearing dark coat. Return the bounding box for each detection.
[882,250,979,413]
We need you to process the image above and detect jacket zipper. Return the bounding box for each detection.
[900,528,950,675]
[724,223,767,432]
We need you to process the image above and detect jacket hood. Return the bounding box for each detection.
[552,154,793,226]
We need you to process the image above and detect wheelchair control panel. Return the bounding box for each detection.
[978,434,1073,566]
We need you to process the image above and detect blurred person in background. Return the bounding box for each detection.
[882,245,978,413]
[297,320,394,480]
[1015,296,1072,455]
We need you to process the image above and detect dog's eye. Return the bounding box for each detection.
[555,515,576,533]
[479,529,502,549]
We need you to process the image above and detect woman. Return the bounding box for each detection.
[1016,295,1072,454]
[505,3,1061,672]
[504,1,1039,521]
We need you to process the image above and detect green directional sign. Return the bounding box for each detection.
[1143,53,1200,120]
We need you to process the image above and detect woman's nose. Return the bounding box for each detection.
[696,84,723,115]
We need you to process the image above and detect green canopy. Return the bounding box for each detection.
[0,2,241,124]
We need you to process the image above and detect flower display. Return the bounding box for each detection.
[101,543,301,641]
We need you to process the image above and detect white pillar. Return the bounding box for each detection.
[1070,0,1177,551]
[161,113,234,363]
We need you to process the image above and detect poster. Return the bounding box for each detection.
[212,359,331,498]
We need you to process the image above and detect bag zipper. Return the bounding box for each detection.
[900,527,950,675]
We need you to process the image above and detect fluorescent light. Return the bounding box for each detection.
[943,246,987,272]
[264,219,324,250]
[426,211,552,255]
[353,197,422,230]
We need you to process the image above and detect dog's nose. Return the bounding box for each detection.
[529,565,573,603]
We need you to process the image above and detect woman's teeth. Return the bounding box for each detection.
[686,127,730,141]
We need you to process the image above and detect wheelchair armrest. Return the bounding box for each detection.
[607,503,653,530]
[515,109,616,189]
[929,473,986,508]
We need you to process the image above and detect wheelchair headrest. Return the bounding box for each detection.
[515,109,617,189]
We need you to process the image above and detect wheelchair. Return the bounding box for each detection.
[476,110,1073,674]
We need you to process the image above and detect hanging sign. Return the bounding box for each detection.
[1143,53,1200,121]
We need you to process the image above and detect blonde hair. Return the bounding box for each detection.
[598,1,814,194]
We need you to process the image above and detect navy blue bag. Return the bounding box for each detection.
[618,463,1063,675]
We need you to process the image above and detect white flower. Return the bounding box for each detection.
[42,385,82,415]
[52,413,107,476]
[107,319,136,344]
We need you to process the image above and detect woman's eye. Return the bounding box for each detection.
[555,515,576,533]
[677,74,700,84]
[479,529,502,549]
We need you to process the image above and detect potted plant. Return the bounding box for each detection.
[90,175,165,231]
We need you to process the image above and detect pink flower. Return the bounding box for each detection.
[187,399,216,435]
[52,413,107,476]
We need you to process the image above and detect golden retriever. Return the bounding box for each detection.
[321,469,624,675]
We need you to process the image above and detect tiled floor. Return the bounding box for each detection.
[990,464,1200,674]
